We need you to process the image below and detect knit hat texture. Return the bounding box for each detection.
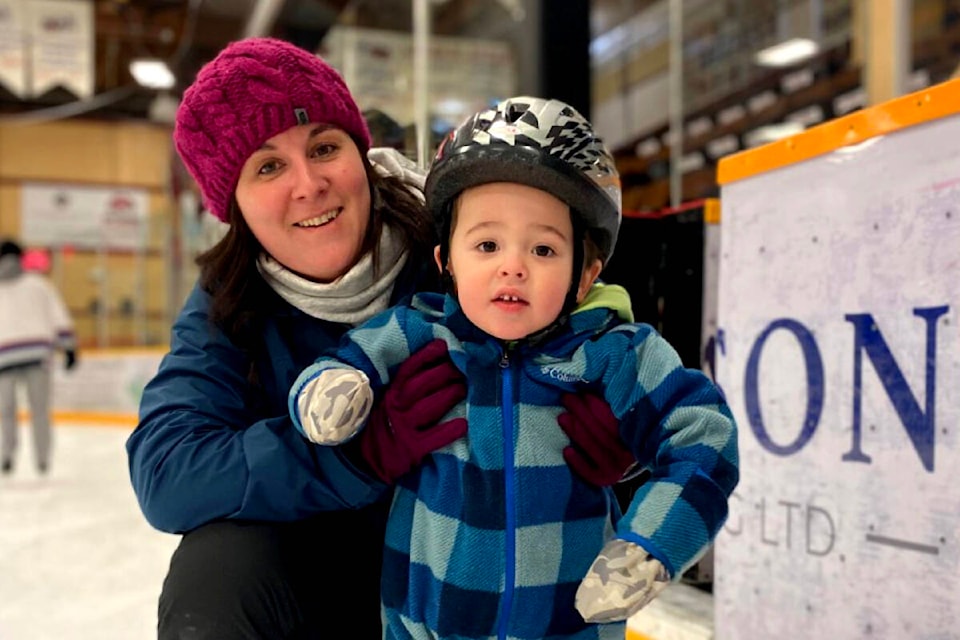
[174,37,371,222]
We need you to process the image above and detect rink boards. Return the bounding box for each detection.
[711,78,960,638]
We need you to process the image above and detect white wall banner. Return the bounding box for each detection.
[0,0,27,97]
[28,0,94,99]
[52,350,163,417]
[322,26,516,131]
[714,96,960,637]
[21,183,149,250]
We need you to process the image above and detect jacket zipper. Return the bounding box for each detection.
[498,347,515,640]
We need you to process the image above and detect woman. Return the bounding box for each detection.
[126,37,632,640]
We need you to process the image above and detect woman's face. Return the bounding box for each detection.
[235,124,371,283]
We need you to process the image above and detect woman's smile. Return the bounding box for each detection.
[294,208,343,228]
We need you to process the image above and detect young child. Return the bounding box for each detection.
[289,96,739,639]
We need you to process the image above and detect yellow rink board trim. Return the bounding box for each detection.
[19,410,137,427]
[79,346,169,357]
[717,77,960,185]
[703,198,721,224]
[624,582,715,640]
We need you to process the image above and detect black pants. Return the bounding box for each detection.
[158,502,388,640]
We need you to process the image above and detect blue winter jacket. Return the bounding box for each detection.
[127,262,426,534]
[291,291,740,640]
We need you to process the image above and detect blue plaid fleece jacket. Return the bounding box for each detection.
[290,289,739,640]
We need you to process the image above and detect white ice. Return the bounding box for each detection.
[0,422,179,640]
[0,422,714,640]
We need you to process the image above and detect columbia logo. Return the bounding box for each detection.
[540,367,587,383]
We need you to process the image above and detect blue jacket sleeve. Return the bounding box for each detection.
[126,284,388,534]
[589,323,740,578]
[289,302,442,434]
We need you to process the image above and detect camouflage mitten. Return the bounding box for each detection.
[296,368,374,445]
[575,539,670,623]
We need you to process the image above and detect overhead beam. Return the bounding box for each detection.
[244,0,286,38]
[854,0,911,105]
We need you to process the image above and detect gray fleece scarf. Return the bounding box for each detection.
[257,224,408,327]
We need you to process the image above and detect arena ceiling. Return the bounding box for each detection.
[2,0,549,121]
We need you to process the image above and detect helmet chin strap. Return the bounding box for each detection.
[438,203,455,294]
[561,216,586,317]
[441,269,456,294]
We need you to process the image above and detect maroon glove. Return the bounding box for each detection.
[558,392,635,487]
[356,339,468,484]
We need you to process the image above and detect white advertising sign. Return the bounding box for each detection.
[322,26,516,130]
[0,0,27,97]
[52,350,163,416]
[714,111,960,637]
[21,183,149,250]
[28,0,94,99]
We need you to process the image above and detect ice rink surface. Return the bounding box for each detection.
[0,422,179,640]
[0,422,711,640]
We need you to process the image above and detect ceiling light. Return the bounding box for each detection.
[754,38,819,68]
[129,59,175,90]
[744,122,805,148]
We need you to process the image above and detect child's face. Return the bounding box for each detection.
[435,182,596,341]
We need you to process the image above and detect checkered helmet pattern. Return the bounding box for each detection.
[426,96,622,260]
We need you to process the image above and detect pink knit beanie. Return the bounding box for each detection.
[174,37,372,222]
